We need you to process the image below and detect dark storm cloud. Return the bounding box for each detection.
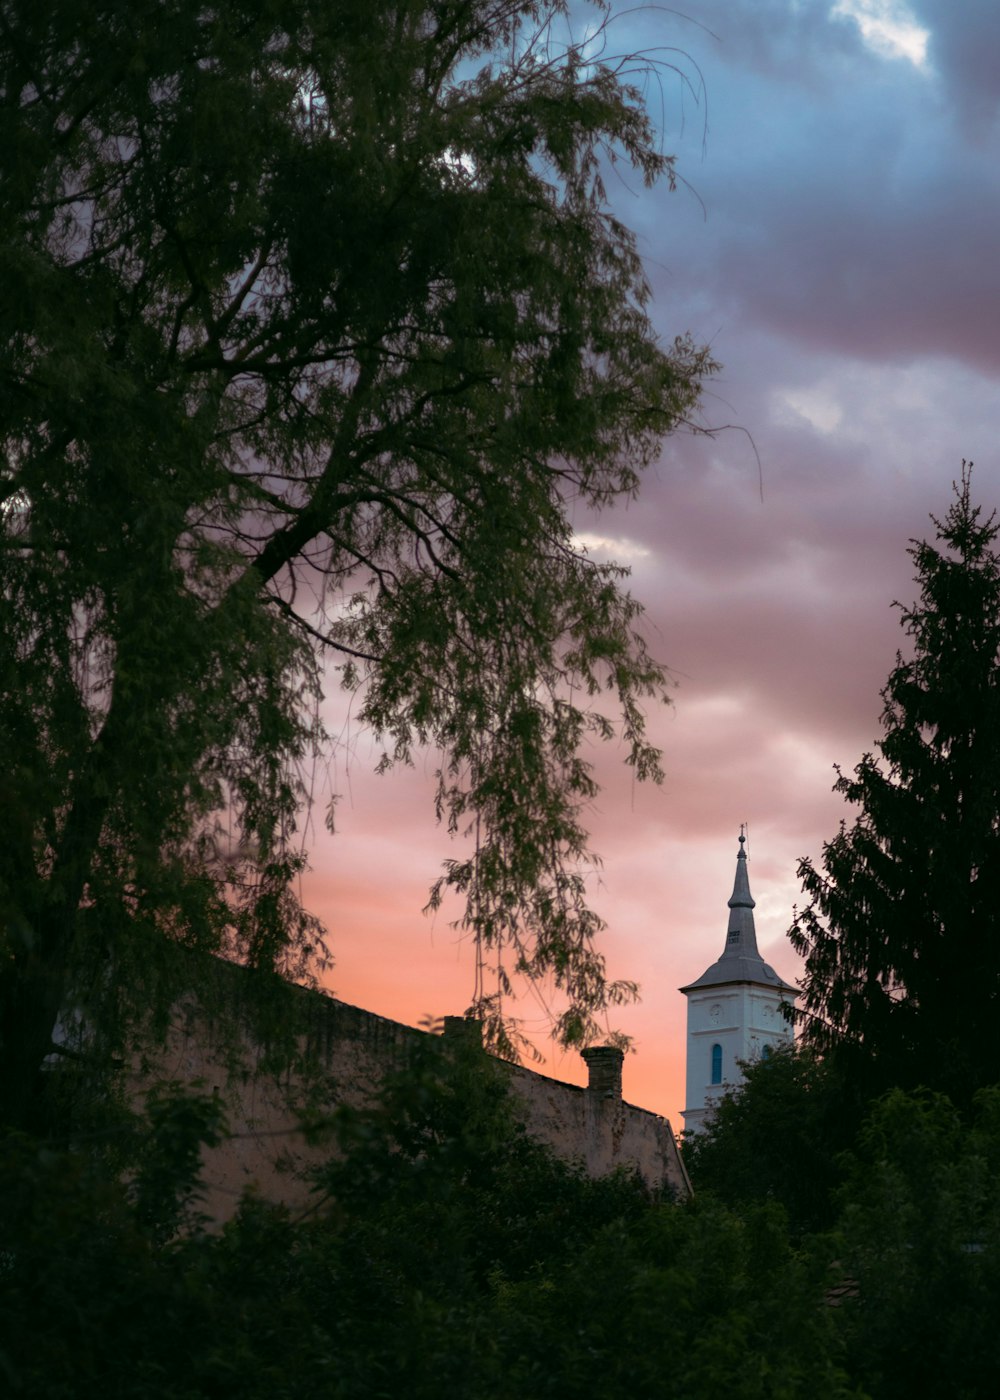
[627,2,1000,376]
[718,161,1000,373]
[912,0,1000,135]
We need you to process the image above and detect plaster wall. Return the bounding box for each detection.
[150,978,689,1222]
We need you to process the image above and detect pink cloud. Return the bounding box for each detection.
[297,2,1000,1130]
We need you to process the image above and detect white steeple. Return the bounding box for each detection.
[679,831,796,1134]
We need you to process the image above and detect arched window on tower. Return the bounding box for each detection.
[710,1043,722,1085]
[761,1043,772,1061]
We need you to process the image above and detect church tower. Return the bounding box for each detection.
[679,832,797,1133]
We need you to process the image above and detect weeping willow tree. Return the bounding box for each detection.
[0,0,712,1124]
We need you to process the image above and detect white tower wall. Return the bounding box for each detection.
[682,981,794,1134]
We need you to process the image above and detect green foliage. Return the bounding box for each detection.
[0,1039,859,1400]
[791,467,1000,1102]
[0,1090,228,1399]
[684,1061,1000,1399]
[682,1047,856,1235]
[829,1087,1000,1400]
[0,0,714,1120]
[130,1081,228,1243]
[290,1035,664,1398]
[489,1196,857,1400]
[309,1030,656,1283]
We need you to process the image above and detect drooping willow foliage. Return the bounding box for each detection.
[0,0,712,1119]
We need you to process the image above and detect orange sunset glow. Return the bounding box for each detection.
[304,0,1000,1128]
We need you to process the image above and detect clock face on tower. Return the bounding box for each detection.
[710,1003,722,1021]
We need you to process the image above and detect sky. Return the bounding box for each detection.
[301,0,1000,1130]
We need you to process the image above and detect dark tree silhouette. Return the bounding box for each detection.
[0,0,713,1124]
[792,466,1000,1102]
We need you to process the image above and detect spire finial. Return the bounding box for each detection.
[725,824,758,952]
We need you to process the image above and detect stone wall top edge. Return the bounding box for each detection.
[506,1062,585,1094]
[204,958,675,1124]
[620,1098,674,1128]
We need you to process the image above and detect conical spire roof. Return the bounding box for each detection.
[679,832,797,994]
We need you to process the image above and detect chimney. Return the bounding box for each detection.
[442,1015,483,1050]
[581,1045,623,1100]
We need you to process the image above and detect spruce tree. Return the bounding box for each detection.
[792,467,1000,1103]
